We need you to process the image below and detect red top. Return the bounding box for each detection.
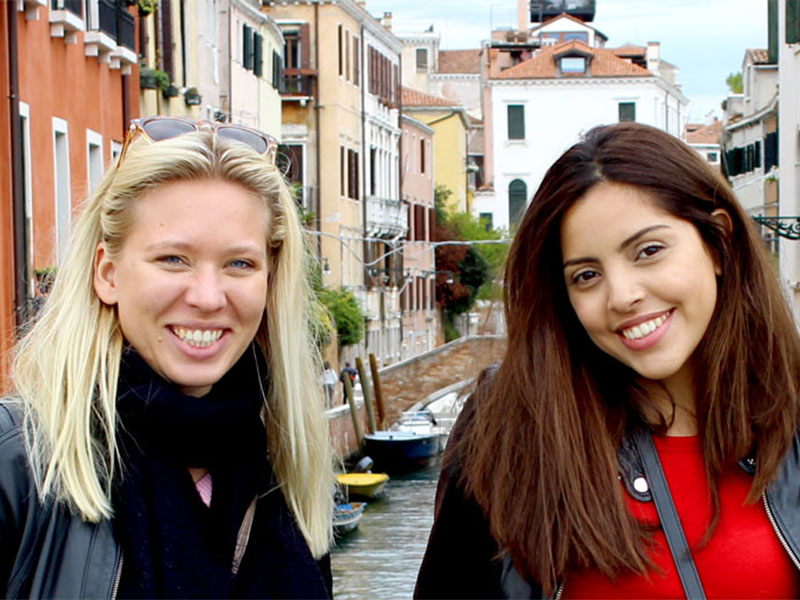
[563,435,799,599]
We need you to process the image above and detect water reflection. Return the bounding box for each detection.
[332,457,440,599]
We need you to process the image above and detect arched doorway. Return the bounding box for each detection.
[508,179,527,226]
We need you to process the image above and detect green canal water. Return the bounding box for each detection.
[331,457,441,599]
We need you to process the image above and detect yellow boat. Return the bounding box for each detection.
[336,472,390,499]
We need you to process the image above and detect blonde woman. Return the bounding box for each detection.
[2,117,334,598]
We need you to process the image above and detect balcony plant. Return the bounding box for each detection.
[162,83,180,98]
[152,68,170,92]
[139,66,158,89]
[184,86,202,106]
[137,0,158,16]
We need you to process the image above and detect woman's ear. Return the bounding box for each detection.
[710,208,733,276]
[93,242,118,305]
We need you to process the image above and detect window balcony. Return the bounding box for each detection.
[50,0,84,44]
[365,196,408,239]
[85,0,136,71]
[281,68,316,100]
[18,0,47,21]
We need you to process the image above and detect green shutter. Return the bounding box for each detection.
[768,0,778,63]
[507,105,525,140]
[243,24,253,70]
[788,0,800,44]
[618,102,636,122]
[254,33,263,77]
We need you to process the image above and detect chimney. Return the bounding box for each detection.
[646,41,660,75]
[382,11,392,31]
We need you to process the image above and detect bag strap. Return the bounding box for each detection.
[231,497,257,575]
[632,428,706,599]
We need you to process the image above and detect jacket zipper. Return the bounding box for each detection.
[110,552,123,600]
[554,581,564,600]
[762,491,800,572]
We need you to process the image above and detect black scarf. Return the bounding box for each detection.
[113,346,331,599]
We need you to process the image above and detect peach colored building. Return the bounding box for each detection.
[400,114,441,359]
[1,1,139,388]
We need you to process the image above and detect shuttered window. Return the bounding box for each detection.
[787,0,800,44]
[618,102,636,122]
[507,105,525,140]
[243,24,253,70]
[509,179,527,225]
[253,33,263,77]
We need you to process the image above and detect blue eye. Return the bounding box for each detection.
[228,259,254,269]
[159,255,184,265]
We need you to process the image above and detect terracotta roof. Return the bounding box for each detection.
[684,119,723,144]
[747,48,771,64]
[530,13,608,40]
[437,50,481,74]
[494,40,651,79]
[401,86,457,107]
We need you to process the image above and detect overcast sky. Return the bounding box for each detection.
[365,0,768,122]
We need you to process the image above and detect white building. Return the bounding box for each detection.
[477,21,688,230]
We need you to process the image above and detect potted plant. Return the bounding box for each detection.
[184,86,202,106]
[139,66,158,89]
[163,83,180,98]
[34,266,57,295]
[138,0,158,15]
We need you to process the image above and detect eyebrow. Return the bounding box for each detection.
[562,224,670,269]
[145,240,267,256]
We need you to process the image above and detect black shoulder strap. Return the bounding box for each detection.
[632,427,706,599]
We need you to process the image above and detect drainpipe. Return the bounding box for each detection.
[360,23,367,291]
[314,2,321,255]
[7,2,27,327]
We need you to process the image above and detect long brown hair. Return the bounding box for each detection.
[459,123,800,593]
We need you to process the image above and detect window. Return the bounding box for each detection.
[563,32,588,42]
[420,139,426,174]
[754,140,762,168]
[110,140,123,163]
[507,105,525,140]
[347,149,359,200]
[370,147,377,195]
[86,129,103,193]
[340,145,345,196]
[416,48,428,70]
[345,30,350,81]
[618,102,636,122]
[353,36,360,85]
[508,179,527,225]
[20,102,33,293]
[253,33,263,77]
[272,50,282,90]
[53,117,71,262]
[338,24,343,76]
[706,152,718,163]
[560,56,586,73]
[479,212,493,232]
[787,0,800,44]
[243,23,253,70]
[284,31,300,69]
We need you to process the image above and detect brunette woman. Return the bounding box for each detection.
[2,117,333,598]
[416,122,800,599]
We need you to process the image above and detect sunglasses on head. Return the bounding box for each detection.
[119,116,278,164]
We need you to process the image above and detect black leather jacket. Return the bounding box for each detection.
[415,396,800,599]
[0,402,333,599]
[0,402,121,598]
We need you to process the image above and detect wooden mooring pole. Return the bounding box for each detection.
[343,374,363,450]
[355,357,377,434]
[368,353,386,429]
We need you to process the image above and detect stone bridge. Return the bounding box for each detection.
[327,335,506,458]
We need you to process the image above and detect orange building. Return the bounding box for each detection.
[0,0,139,388]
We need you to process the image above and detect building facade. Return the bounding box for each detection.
[1,0,139,384]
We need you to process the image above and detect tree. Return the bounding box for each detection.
[307,258,364,350]
[726,72,743,94]
[433,186,508,340]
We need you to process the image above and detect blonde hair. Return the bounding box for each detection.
[12,130,334,556]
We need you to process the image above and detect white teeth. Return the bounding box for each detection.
[172,327,223,348]
[622,314,667,340]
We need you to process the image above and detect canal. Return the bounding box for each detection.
[331,457,441,599]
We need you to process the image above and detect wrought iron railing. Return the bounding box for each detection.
[282,69,315,97]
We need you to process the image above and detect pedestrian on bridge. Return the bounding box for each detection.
[417,122,800,599]
[2,117,333,599]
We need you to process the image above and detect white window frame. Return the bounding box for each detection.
[110,139,123,164]
[53,117,71,263]
[86,128,104,194]
[20,102,34,295]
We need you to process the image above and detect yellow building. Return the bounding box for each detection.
[402,87,470,213]
[138,0,283,137]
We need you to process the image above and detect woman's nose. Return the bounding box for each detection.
[606,269,645,313]
[184,268,227,312]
